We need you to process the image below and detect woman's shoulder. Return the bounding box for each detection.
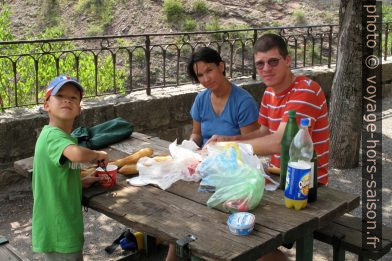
[231,84,254,99]
[195,88,211,100]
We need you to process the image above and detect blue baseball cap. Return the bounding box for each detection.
[45,75,84,100]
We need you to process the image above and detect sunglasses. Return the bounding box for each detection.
[255,58,281,70]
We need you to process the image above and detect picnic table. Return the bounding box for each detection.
[14,132,360,260]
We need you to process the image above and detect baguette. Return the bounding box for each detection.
[118,164,138,175]
[81,167,96,178]
[113,147,154,167]
[267,166,281,176]
[153,155,172,162]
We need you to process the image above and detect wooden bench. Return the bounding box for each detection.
[314,214,392,261]
[0,236,29,261]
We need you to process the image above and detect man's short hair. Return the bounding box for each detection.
[253,33,289,58]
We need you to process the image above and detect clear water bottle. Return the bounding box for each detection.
[284,118,313,210]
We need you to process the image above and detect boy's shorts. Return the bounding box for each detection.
[44,251,83,261]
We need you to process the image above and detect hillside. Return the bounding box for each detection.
[5,0,340,39]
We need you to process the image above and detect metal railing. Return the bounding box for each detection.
[0,24,374,109]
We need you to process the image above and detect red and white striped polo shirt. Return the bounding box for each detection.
[259,75,329,185]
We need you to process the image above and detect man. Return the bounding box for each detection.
[210,33,329,186]
[208,32,330,261]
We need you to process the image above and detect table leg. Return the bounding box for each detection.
[296,232,313,261]
[144,234,158,255]
[332,244,345,261]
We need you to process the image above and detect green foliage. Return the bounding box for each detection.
[292,9,307,25]
[205,16,220,31]
[269,21,283,27]
[86,24,105,36]
[223,24,252,39]
[76,0,102,13]
[383,3,392,56]
[383,3,392,23]
[0,5,126,108]
[205,20,251,41]
[288,40,323,68]
[192,0,208,14]
[39,0,61,28]
[76,0,114,34]
[183,17,197,31]
[132,48,145,63]
[0,4,13,42]
[163,0,184,23]
[136,0,144,6]
[204,16,222,40]
[321,12,335,24]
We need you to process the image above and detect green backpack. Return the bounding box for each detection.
[71,117,133,149]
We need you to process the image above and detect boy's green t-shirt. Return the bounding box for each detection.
[32,125,84,253]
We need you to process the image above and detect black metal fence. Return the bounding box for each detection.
[0,24,388,109]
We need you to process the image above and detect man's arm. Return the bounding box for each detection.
[238,124,270,140]
[242,122,287,156]
[239,121,260,135]
[208,124,270,144]
[208,122,287,156]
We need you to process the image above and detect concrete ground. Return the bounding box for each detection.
[0,97,391,261]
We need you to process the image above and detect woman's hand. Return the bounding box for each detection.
[205,134,236,146]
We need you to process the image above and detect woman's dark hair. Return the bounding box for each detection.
[187,47,225,82]
[253,33,288,58]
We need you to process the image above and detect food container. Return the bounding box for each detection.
[96,164,117,187]
[227,212,255,236]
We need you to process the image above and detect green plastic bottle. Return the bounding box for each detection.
[308,150,318,203]
[280,110,299,189]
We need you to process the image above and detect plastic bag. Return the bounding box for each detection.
[197,146,239,192]
[197,142,261,191]
[203,142,260,169]
[136,157,184,190]
[206,163,264,212]
[197,142,265,212]
[133,140,201,190]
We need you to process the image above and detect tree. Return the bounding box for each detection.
[329,0,362,168]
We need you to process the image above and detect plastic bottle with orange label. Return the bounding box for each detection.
[284,118,313,210]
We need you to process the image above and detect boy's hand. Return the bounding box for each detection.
[81,171,104,188]
[95,150,108,166]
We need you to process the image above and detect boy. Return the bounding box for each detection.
[32,75,108,260]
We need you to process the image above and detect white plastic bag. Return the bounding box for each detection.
[135,156,183,190]
[130,140,201,190]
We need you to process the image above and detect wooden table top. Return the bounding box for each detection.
[14,132,360,260]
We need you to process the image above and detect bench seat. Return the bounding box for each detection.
[314,214,392,260]
[0,236,29,261]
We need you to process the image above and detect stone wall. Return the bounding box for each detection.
[1,61,391,168]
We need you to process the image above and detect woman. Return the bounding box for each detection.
[188,47,259,147]
[165,47,259,261]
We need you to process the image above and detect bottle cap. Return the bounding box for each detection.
[300,118,310,127]
[288,110,296,117]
